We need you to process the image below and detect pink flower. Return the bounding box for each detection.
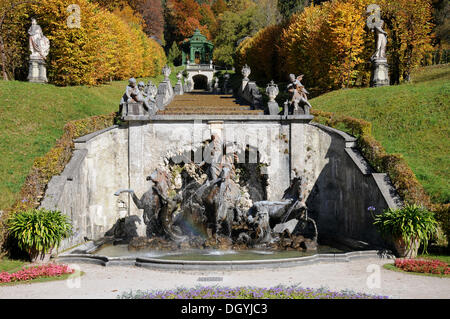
[0,264,74,283]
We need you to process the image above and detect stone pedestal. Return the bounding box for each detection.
[174,81,184,95]
[267,101,279,115]
[371,59,389,87]
[28,58,47,83]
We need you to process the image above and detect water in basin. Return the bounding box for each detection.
[92,244,347,261]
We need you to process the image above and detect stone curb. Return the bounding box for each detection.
[55,250,393,270]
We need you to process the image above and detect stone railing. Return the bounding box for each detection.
[238,65,314,116]
[238,65,264,109]
[185,63,214,71]
[121,66,176,121]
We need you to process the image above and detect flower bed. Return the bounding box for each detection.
[394,259,450,275]
[0,263,74,283]
[119,286,389,299]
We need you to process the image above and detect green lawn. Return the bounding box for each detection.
[311,64,450,204]
[0,66,183,210]
[0,257,28,273]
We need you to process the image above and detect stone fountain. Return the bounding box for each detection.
[110,134,318,253]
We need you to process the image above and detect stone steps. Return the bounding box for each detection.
[159,110,263,115]
[159,92,259,115]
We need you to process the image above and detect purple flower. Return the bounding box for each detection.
[367,206,376,212]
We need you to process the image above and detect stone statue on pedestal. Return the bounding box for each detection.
[287,74,311,115]
[366,4,390,87]
[28,19,49,83]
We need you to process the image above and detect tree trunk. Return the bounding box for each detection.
[0,10,8,81]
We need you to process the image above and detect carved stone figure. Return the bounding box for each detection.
[119,78,139,116]
[366,4,390,87]
[145,80,158,99]
[241,64,251,80]
[371,20,387,61]
[287,74,312,115]
[162,65,171,81]
[174,71,184,95]
[28,18,50,60]
[115,168,184,241]
[27,19,49,83]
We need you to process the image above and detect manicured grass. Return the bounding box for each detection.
[311,64,450,204]
[419,254,450,264]
[0,257,28,273]
[0,66,184,210]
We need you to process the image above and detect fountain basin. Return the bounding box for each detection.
[55,241,388,270]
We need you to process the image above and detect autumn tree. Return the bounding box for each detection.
[164,0,210,47]
[211,0,226,16]
[199,3,217,34]
[235,24,284,82]
[253,0,282,29]
[226,0,254,13]
[134,0,165,44]
[213,6,262,67]
[380,0,434,83]
[278,0,311,21]
[0,0,30,80]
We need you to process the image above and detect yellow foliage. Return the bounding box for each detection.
[235,0,434,90]
[20,0,166,86]
[236,24,283,82]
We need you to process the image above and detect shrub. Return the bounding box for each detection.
[432,203,450,248]
[394,258,450,275]
[373,204,438,254]
[7,209,72,260]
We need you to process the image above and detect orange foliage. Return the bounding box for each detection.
[166,0,211,41]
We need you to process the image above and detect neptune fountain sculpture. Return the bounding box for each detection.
[112,135,318,252]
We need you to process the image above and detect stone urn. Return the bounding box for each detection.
[176,71,183,82]
[266,80,279,102]
[393,237,420,258]
[30,247,53,263]
[162,65,171,81]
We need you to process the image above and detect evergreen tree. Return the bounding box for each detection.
[167,41,181,65]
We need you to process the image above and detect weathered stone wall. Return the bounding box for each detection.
[41,115,401,252]
[291,123,402,245]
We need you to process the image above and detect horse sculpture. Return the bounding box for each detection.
[114,168,187,242]
[174,166,239,239]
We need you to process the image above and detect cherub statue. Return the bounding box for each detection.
[119,78,140,115]
[287,74,312,114]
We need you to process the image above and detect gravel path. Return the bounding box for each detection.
[0,258,448,299]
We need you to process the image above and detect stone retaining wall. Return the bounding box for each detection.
[40,115,401,252]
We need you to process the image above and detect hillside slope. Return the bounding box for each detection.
[0,68,182,210]
[311,64,449,204]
